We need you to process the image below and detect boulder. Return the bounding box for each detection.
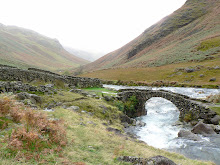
[106,127,122,135]
[199,74,204,77]
[29,94,42,104]
[210,115,220,125]
[118,155,177,165]
[185,68,195,73]
[202,111,217,123]
[192,122,216,135]
[67,106,80,111]
[178,129,201,141]
[210,77,216,82]
[148,155,177,165]
[122,122,129,128]
[214,66,220,70]
[214,125,220,134]
[136,120,146,127]
[16,92,30,100]
[120,114,136,124]
[103,95,114,101]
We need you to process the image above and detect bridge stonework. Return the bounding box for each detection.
[118,89,218,125]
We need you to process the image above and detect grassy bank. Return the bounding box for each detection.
[0,90,215,164]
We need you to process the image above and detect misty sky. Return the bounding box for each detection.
[0,0,186,54]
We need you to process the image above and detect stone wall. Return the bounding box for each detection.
[0,65,102,88]
[118,89,218,125]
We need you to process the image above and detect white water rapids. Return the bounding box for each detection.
[104,85,220,164]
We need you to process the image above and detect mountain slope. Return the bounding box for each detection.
[82,0,220,72]
[64,46,104,62]
[0,24,89,71]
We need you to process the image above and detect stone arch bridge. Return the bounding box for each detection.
[118,89,219,125]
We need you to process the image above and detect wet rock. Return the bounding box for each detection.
[172,121,183,126]
[214,125,220,134]
[192,122,216,135]
[190,120,199,126]
[210,115,220,125]
[178,129,201,141]
[203,111,217,123]
[136,120,146,127]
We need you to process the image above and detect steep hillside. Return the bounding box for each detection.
[82,0,220,72]
[64,46,104,62]
[0,24,89,71]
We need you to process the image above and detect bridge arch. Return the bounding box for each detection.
[118,89,218,124]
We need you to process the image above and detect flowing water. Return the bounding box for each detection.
[104,85,220,164]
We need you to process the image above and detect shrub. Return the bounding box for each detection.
[0,96,67,160]
[124,95,138,113]
[184,113,192,122]
[114,101,124,112]
[0,97,11,116]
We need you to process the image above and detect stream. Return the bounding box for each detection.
[104,84,220,164]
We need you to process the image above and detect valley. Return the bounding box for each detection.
[0,0,219,164]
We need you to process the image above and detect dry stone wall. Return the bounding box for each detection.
[0,65,102,88]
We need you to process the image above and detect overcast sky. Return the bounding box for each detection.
[0,0,186,54]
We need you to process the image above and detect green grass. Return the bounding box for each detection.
[210,106,220,116]
[83,87,117,97]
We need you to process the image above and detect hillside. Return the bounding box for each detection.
[0,24,89,71]
[82,0,220,72]
[64,46,104,62]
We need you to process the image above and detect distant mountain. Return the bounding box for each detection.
[64,46,104,62]
[0,24,89,71]
[82,0,220,72]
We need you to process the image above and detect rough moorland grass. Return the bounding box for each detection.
[197,36,220,51]
[0,95,67,164]
[0,92,215,164]
[41,91,122,123]
[80,57,220,86]
[44,108,213,165]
